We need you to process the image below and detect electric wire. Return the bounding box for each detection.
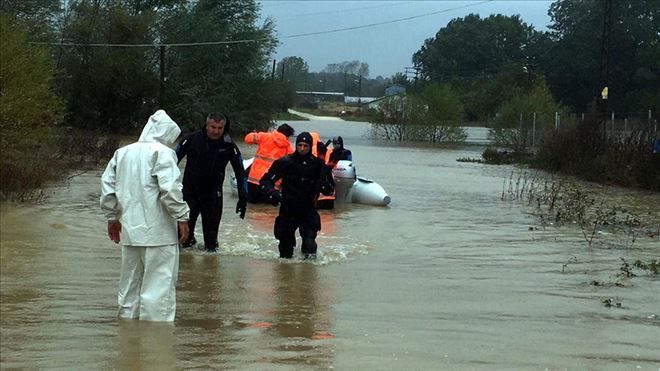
[28,1,492,48]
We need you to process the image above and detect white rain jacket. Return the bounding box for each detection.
[100,110,189,246]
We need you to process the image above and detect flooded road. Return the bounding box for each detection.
[1,120,659,370]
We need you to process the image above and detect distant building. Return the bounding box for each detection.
[344,96,379,104]
[385,84,406,96]
[295,91,344,105]
[365,95,401,111]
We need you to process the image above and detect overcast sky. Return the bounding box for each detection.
[257,0,554,78]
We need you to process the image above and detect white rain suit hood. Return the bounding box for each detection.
[100,110,189,246]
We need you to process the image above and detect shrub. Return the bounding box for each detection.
[0,17,63,197]
[534,120,660,191]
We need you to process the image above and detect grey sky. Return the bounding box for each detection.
[258,0,554,78]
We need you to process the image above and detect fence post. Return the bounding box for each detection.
[558,112,561,129]
[649,109,653,131]
[532,112,536,148]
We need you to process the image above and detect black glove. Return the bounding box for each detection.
[235,198,247,219]
[320,182,334,196]
[268,191,282,206]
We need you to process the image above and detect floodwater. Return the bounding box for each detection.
[1,120,659,370]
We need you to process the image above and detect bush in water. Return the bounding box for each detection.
[533,119,660,192]
[0,18,119,201]
[0,17,62,199]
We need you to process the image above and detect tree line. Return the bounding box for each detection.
[1,0,658,196]
[3,0,281,133]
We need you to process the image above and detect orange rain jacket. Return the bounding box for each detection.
[308,132,336,203]
[244,130,293,185]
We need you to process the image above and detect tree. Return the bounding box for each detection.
[540,0,660,111]
[420,83,463,123]
[390,72,409,87]
[0,0,61,41]
[413,14,538,83]
[0,17,63,194]
[322,60,369,77]
[458,64,531,121]
[276,56,309,90]
[55,1,163,132]
[160,0,278,131]
[371,84,466,143]
[489,80,562,153]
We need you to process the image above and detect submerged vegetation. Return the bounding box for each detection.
[501,170,658,307]
[481,118,660,192]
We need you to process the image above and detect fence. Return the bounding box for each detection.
[493,110,658,150]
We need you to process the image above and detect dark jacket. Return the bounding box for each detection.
[260,151,334,211]
[176,130,247,200]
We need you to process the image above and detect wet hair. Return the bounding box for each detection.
[207,112,226,122]
[206,112,230,134]
[277,123,294,137]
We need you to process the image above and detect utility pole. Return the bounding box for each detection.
[271,59,276,84]
[159,45,166,107]
[598,0,612,135]
[280,60,286,81]
[343,72,347,95]
[404,66,420,82]
[358,75,362,105]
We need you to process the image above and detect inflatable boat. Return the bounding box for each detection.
[230,159,391,206]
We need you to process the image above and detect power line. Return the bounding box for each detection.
[29,1,492,48]
[271,1,416,20]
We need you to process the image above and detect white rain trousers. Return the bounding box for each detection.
[100,110,189,322]
[118,244,179,321]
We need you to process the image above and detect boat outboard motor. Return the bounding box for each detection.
[331,160,357,203]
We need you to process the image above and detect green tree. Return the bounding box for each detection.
[541,0,660,111]
[322,60,369,77]
[371,84,466,143]
[413,14,538,83]
[0,0,61,41]
[0,17,63,194]
[459,64,531,121]
[159,0,278,131]
[56,1,163,132]
[490,80,562,153]
[390,72,409,87]
[276,56,309,90]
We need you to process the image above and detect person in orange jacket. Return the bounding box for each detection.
[313,135,336,209]
[244,123,295,203]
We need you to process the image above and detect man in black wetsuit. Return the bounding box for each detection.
[259,132,334,259]
[176,112,247,252]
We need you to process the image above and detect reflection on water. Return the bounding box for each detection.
[1,119,659,369]
[117,320,176,371]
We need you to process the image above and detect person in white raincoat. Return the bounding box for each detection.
[100,110,190,322]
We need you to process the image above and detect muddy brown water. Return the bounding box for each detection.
[1,120,659,370]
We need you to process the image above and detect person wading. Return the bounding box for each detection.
[100,109,190,322]
[175,112,247,252]
[260,132,335,259]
